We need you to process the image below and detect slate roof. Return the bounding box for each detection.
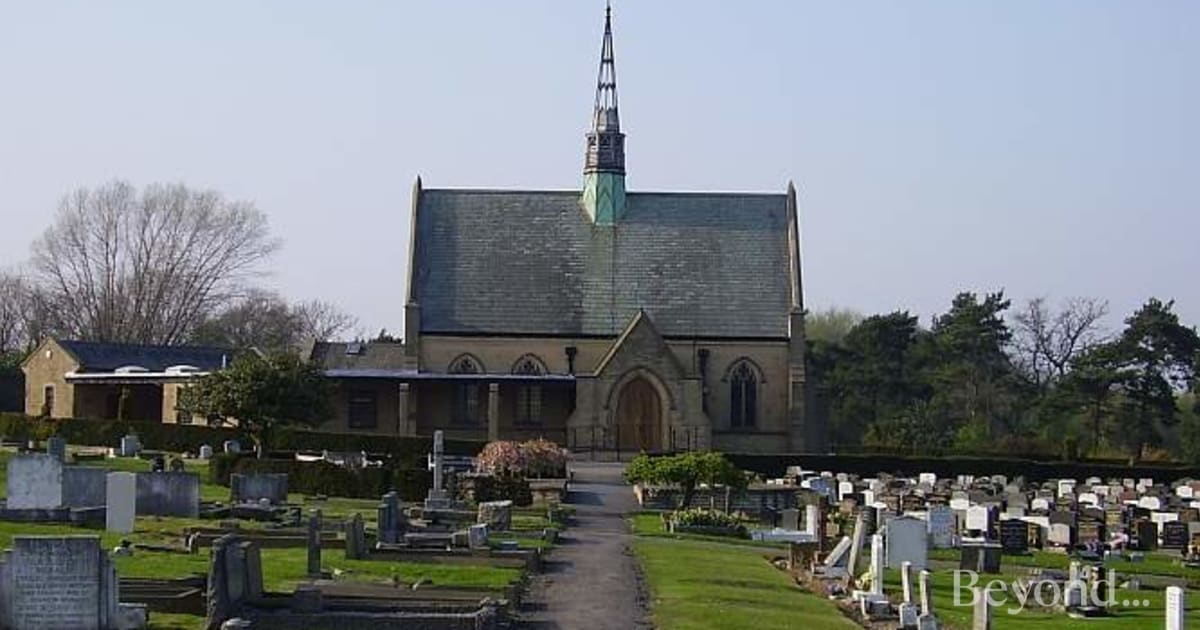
[413,189,795,338]
[310,341,408,371]
[57,340,232,373]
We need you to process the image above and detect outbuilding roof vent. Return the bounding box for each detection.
[165,365,200,375]
[114,365,149,374]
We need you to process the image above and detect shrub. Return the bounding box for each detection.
[476,438,569,478]
[670,508,747,537]
[624,451,747,509]
[473,472,533,506]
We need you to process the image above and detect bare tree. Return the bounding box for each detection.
[0,270,30,355]
[1012,297,1109,389]
[292,299,358,342]
[31,181,279,345]
[806,306,864,345]
[191,291,358,350]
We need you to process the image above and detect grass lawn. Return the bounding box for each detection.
[632,512,854,630]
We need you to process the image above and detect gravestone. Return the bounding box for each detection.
[1030,497,1050,512]
[344,513,367,560]
[965,506,992,536]
[230,473,288,505]
[307,510,322,576]
[63,466,109,508]
[900,560,916,604]
[804,504,821,537]
[119,434,141,458]
[928,505,956,548]
[378,492,407,544]
[780,508,800,531]
[1165,586,1185,630]
[999,519,1029,554]
[847,512,866,580]
[478,499,513,531]
[918,569,934,616]
[821,535,852,577]
[886,516,928,570]
[1048,522,1074,547]
[6,453,63,509]
[424,430,451,511]
[973,586,992,630]
[46,435,66,461]
[207,535,265,629]
[199,445,214,460]
[1077,521,1104,545]
[105,472,136,534]
[135,472,200,517]
[223,440,240,455]
[0,536,145,630]
[869,534,885,595]
[1163,521,1189,549]
[468,523,489,550]
[960,541,1002,574]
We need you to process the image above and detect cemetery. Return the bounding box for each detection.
[631,456,1200,629]
[0,430,568,629]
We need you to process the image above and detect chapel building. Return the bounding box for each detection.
[311,7,817,453]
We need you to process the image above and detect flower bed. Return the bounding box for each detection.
[667,508,748,538]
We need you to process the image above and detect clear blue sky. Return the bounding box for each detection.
[1,1,1196,337]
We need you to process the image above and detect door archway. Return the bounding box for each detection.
[614,377,662,452]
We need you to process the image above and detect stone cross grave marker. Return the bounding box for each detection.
[425,430,451,510]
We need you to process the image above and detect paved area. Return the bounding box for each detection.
[515,462,650,630]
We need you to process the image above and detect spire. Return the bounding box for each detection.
[593,4,620,135]
[582,3,626,224]
[584,3,624,176]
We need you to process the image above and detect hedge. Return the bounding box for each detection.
[0,414,486,461]
[210,454,435,501]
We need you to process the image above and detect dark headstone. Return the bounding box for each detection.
[999,519,1028,554]
[1162,521,1189,550]
[960,541,1002,574]
[344,513,367,560]
[307,510,322,576]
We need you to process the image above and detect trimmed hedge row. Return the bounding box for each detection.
[211,454,435,501]
[0,413,486,460]
[0,412,239,453]
[726,452,1200,483]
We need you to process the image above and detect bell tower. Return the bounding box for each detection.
[581,4,626,225]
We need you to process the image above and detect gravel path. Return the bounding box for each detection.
[515,462,651,630]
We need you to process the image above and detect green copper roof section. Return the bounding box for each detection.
[582,172,626,225]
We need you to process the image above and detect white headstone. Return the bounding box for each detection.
[965,506,991,533]
[1030,497,1051,512]
[918,473,937,486]
[1177,486,1195,499]
[949,497,970,511]
[887,516,929,570]
[1057,479,1076,498]
[1078,492,1099,506]
[1165,586,1185,630]
[1140,496,1163,511]
[870,534,885,596]
[838,481,855,501]
[5,454,63,509]
[804,504,821,536]
[198,445,214,460]
[467,523,489,549]
[105,472,136,534]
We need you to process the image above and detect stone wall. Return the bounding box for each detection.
[21,339,79,419]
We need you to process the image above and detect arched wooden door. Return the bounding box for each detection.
[614,378,662,452]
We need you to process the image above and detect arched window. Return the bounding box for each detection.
[729,362,757,429]
[512,355,545,426]
[449,355,481,426]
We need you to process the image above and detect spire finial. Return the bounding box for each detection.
[581,3,626,224]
